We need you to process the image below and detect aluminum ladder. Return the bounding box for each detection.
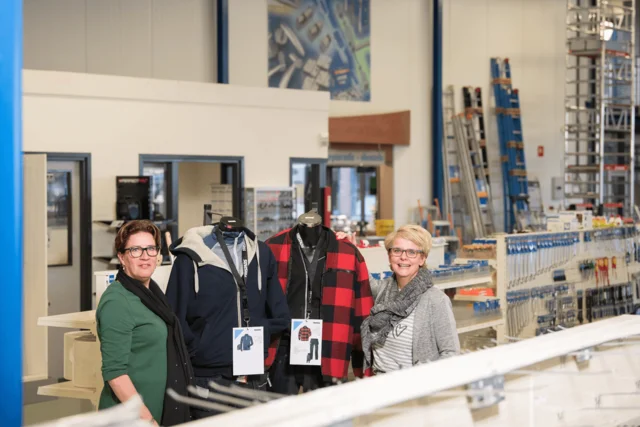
[491,57,531,232]
[452,113,488,239]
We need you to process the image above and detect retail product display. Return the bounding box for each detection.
[496,225,640,339]
[442,85,494,244]
[491,58,533,233]
[209,184,234,219]
[330,214,358,233]
[564,0,635,218]
[165,217,290,415]
[265,212,373,390]
[431,260,490,284]
[462,86,490,188]
[244,187,297,241]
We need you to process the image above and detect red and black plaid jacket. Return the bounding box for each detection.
[265,227,374,380]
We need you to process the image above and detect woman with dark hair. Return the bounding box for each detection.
[96,220,193,426]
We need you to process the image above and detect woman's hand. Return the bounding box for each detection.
[140,404,157,425]
[335,231,348,240]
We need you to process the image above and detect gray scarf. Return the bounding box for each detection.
[361,268,433,368]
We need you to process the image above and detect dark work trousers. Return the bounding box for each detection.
[269,341,324,395]
[191,373,268,420]
[307,338,319,362]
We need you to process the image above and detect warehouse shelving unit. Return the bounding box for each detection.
[564,0,635,217]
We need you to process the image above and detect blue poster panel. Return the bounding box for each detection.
[268,0,371,102]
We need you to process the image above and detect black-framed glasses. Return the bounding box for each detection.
[121,246,159,258]
[388,247,424,258]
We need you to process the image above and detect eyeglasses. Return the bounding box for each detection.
[122,246,159,258]
[388,247,424,258]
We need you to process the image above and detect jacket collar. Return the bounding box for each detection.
[170,225,258,270]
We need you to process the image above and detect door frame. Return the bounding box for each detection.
[27,152,93,311]
[139,154,245,225]
[289,157,327,187]
[290,157,327,214]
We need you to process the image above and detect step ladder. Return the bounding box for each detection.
[442,85,465,241]
[462,87,490,184]
[462,86,496,235]
[452,113,488,239]
[564,0,635,218]
[491,58,531,232]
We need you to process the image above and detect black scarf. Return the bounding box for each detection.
[116,270,194,426]
[360,268,433,368]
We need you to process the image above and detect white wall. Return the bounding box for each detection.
[178,162,221,236]
[23,0,567,222]
[23,69,329,265]
[443,0,566,211]
[229,0,433,226]
[24,0,217,82]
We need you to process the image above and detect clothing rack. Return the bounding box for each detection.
[166,381,285,414]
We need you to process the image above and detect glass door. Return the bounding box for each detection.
[327,166,378,235]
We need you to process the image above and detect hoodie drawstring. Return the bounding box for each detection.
[256,236,262,293]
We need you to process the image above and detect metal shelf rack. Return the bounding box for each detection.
[564,0,636,217]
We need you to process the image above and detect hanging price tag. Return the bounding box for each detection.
[232,327,264,376]
[289,319,323,366]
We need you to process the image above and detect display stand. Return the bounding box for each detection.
[243,187,297,241]
[36,312,102,407]
[494,225,640,342]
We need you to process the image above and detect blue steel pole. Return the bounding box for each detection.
[432,0,444,213]
[0,0,24,425]
[216,0,229,84]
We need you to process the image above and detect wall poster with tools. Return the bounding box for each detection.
[267,0,371,101]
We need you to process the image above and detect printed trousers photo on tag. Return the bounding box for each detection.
[307,338,319,362]
[290,319,323,366]
[232,327,265,376]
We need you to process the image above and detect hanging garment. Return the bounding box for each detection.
[166,225,290,378]
[265,225,374,381]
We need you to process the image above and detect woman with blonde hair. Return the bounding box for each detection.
[360,225,459,373]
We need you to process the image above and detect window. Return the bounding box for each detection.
[143,162,169,220]
[47,171,72,266]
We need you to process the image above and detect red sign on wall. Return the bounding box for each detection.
[537,146,544,157]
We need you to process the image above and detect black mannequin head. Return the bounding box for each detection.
[219,216,243,232]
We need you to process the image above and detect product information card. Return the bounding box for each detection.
[290,319,323,366]
[232,327,265,376]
